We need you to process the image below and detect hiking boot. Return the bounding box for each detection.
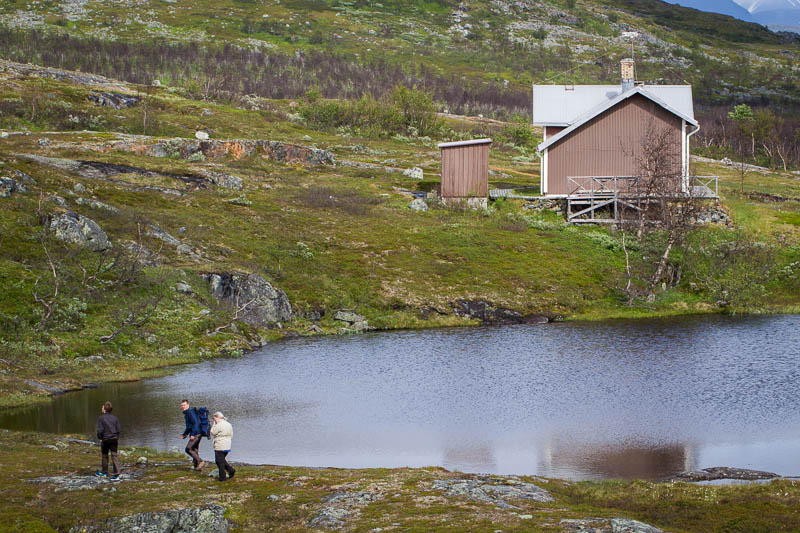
[228,469,235,479]
[197,460,206,470]
[94,471,108,477]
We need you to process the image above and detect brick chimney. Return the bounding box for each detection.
[621,58,635,91]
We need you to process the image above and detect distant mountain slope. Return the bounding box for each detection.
[735,0,800,25]
[663,0,758,22]
[606,0,785,42]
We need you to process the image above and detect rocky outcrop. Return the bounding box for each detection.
[0,176,27,197]
[146,225,200,259]
[692,203,732,226]
[88,92,141,109]
[88,139,336,166]
[14,169,37,186]
[69,504,230,533]
[334,310,370,333]
[76,197,119,214]
[14,154,204,195]
[561,517,663,533]
[207,273,293,327]
[198,170,243,190]
[48,211,111,251]
[0,59,129,92]
[432,476,554,509]
[308,491,383,529]
[452,299,549,325]
[29,472,139,492]
[672,466,779,482]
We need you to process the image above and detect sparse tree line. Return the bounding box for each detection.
[0,27,528,119]
[696,104,800,171]
[0,26,798,166]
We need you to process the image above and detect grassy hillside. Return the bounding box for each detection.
[1,61,800,410]
[3,430,800,532]
[1,0,799,118]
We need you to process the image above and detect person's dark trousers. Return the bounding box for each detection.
[214,450,235,481]
[185,435,203,467]
[101,439,120,474]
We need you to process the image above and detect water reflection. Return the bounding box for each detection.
[2,314,800,479]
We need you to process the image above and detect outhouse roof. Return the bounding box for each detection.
[438,138,493,149]
[536,85,698,152]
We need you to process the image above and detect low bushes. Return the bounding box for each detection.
[298,85,442,138]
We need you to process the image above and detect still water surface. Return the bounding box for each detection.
[3,315,800,480]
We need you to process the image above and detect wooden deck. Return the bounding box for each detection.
[565,175,718,224]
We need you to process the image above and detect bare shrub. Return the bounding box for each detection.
[294,186,384,215]
[498,220,528,232]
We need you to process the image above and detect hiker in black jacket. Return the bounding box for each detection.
[180,399,205,470]
[95,401,121,479]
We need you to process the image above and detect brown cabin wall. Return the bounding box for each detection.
[545,94,683,196]
[543,126,565,140]
[441,144,489,198]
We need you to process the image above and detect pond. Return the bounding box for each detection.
[3,314,800,480]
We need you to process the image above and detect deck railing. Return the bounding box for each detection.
[567,175,718,199]
[689,175,719,198]
[567,176,641,198]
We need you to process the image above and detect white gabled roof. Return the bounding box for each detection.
[533,84,695,126]
[536,85,698,152]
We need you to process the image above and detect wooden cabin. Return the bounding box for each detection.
[534,59,703,198]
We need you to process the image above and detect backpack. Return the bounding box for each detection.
[194,407,211,438]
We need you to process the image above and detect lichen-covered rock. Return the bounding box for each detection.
[207,272,293,327]
[452,299,548,325]
[200,170,243,190]
[48,211,111,251]
[308,492,383,529]
[409,198,428,211]
[146,224,182,247]
[0,177,17,198]
[29,472,138,492]
[76,197,120,213]
[334,310,371,333]
[672,466,779,482]
[87,91,141,109]
[14,169,37,185]
[433,476,553,509]
[403,167,424,180]
[88,138,336,166]
[69,504,229,533]
[560,517,664,533]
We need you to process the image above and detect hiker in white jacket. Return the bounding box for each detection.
[210,412,235,481]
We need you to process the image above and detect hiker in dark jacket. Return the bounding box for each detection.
[95,401,121,479]
[180,399,205,470]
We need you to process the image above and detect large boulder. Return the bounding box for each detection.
[69,504,229,533]
[207,272,292,327]
[48,211,111,251]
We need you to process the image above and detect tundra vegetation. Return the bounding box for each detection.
[0,0,799,528]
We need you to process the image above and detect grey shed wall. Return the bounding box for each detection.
[440,143,490,198]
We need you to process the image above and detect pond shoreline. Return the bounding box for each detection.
[2,305,798,413]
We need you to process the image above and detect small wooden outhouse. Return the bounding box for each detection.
[438,138,492,207]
